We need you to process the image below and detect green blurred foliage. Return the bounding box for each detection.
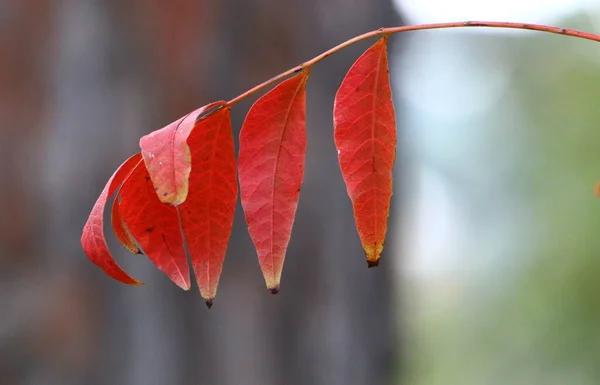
[405,15,600,385]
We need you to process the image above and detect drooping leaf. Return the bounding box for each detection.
[238,70,309,292]
[111,195,140,255]
[139,101,226,205]
[118,162,191,290]
[333,37,396,267]
[178,106,237,306]
[81,153,143,285]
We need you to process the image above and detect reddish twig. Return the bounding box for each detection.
[227,21,600,106]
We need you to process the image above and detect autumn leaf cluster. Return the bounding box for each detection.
[81,37,396,307]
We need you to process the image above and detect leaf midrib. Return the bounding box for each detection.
[269,77,305,280]
[370,44,385,250]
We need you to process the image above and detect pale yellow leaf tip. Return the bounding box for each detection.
[364,243,384,268]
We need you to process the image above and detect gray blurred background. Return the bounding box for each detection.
[1,1,400,384]
[2,0,600,384]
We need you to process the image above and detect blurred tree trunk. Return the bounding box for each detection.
[3,1,404,384]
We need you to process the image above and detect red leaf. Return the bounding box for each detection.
[81,153,143,285]
[118,162,191,290]
[139,101,226,205]
[111,196,140,255]
[238,71,309,292]
[178,106,237,305]
[333,37,396,267]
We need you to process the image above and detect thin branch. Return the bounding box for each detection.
[226,21,600,106]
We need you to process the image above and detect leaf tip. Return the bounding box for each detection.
[174,276,192,291]
[267,285,280,295]
[364,243,383,268]
[367,259,380,268]
[205,298,214,309]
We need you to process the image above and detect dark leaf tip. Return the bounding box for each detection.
[367,259,380,268]
[268,285,280,295]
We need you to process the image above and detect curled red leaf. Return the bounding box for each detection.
[81,153,143,285]
[139,101,226,205]
[238,71,309,292]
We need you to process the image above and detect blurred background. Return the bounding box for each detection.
[1,0,600,384]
